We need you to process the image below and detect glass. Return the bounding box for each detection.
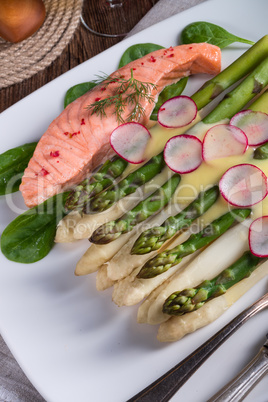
[81,0,128,38]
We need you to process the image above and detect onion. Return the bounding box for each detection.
[0,0,46,43]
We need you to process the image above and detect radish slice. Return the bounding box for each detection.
[157,96,197,128]
[164,134,202,174]
[249,216,268,257]
[110,122,151,164]
[230,110,268,146]
[202,124,248,162]
[219,164,268,207]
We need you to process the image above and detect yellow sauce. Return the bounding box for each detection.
[122,112,203,177]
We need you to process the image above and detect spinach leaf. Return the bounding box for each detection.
[118,43,164,68]
[150,78,188,121]
[181,21,255,49]
[64,82,97,108]
[0,142,37,195]
[1,192,69,263]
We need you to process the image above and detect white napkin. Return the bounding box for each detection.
[127,0,207,37]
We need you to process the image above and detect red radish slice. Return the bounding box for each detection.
[219,164,268,207]
[230,110,268,146]
[202,124,248,161]
[110,122,151,164]
[164,134,202,174]
[158,96,197,128]
[249,216,268,257]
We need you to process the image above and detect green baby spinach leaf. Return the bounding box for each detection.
[118,43,164,68]
[0,142,37,195]
[1,192,69,263]
[64,82,97,108]
[181,21,255,49]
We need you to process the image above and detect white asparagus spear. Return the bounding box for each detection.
[73,165,172,241]
[157,260,268,342]
[55,166,171,242]
[55,189,141,243]
[96,212,189,292]
[76,231,137,276]
[105,204,182,282]
[138,222,250,325]
[76,188,183,276]
[55,211,82,243]
[105,198,227,283]
[111,200,230,306]
[100,214,196,294]
[96,265,115,291]
[94,196,225,290]
[112,252,199,307]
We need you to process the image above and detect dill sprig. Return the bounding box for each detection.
[87,69,157,124]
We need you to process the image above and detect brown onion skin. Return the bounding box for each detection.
[0,0,46,43]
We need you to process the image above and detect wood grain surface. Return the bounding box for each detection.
[0,0,158,113]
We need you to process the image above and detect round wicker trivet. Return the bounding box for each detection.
[0,0,83,89]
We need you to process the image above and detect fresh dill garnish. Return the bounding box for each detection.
[87,69,157,124]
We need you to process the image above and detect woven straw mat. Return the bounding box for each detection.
[0,0,83,89]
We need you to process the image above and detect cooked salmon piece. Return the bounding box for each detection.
[20,43,221,207]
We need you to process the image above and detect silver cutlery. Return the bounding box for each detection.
[208,333,268,401]
[128,292,268,402]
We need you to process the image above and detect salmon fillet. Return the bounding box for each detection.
[20,43,221,207]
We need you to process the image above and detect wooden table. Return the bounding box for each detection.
[0,0,158,113]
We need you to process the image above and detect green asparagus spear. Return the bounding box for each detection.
[137,208,251,279]
[253,142,268,160]
[131,186,219,255]
[202,55,268,124]
[191,35,268,110]
[88,152,166,213]
[162,251,263,316]
[65,156,128,211]
[90,174,181,244]
[249,89,268,114]
[245,91,268,160]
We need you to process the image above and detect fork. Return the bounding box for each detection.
[208,332,268,401]
[128,292,268,402]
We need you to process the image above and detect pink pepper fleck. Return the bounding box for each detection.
[81,118,85,125]
[40,168,49,176]
[50,151,60,157]
[149,56,156,62]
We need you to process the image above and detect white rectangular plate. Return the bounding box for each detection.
[0,0,268,401]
